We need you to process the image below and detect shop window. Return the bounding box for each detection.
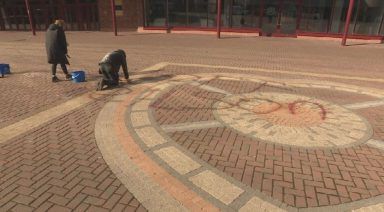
[188,0,216,27]
[168,0,187,26]
[230,0,261,28]
[145,0,167,27]
[300,0,332,33]
[381,14,384,35]
[352,0,384,35]
[206,0,217,27]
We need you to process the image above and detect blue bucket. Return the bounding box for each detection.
[0,64,11,76]
[71,70,85,83]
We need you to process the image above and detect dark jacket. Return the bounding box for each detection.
[99,50,129,79]
[45,24,69,65]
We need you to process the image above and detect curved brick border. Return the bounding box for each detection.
[95,67,384,212]
[95,85,219,211]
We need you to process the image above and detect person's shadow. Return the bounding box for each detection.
[127,74,173,85]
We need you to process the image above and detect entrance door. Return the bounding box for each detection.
[262,0,298,36]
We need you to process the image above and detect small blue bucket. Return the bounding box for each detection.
[71,70,85,83]
[0,64,11,76]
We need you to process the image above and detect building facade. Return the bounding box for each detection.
[0,0,142,32]
[143,0,384,39]
[1,0,383,40]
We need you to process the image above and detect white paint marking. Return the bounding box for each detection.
[189,170,244,205]
[344,100,384,109]
[154,147,201,175]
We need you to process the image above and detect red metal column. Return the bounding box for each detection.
[110,0,117,36]
[341,0,355,46]
[25,0,35,35]
[216,0,222,38]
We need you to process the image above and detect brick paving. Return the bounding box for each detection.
[0,97,146,212]
[151,84,225,125]
[152,77,384,208]
[1,31,384,211]
[170,128,384,208]
[0,73,93,129]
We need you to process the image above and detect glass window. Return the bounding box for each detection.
[329,0,347,33]
[220,0,261,28]
[145,0,167,27]
[207,0,217,27]
[168,0,187,26]
[280,0,298,34]
[221,0,231,27]
[232,0,261,28]
[188,0,209,27]
[353,0,384,35]
[261,0,279,34]
[300,0,332,33]
[380,14,384,35]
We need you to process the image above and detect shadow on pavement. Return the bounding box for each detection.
[130,74,173,85]
[347,42,383,47]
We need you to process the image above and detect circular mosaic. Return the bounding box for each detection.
[214,92,372,148]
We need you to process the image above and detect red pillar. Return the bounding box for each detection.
[110,0,117,36]
[341,0,355,46]
[216,0,222,38]
[25,0,35,35]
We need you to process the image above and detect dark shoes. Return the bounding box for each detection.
[52,76,59,83]
[96,80,105,91]
[52,74,71,83]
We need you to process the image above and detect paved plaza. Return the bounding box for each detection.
[1,32,384,211]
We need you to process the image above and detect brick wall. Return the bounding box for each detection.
[98,0,143,31]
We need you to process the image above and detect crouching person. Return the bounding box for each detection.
[97,49,129,91]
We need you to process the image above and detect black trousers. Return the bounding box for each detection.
[51,63,69,76]
[99,63,119,86]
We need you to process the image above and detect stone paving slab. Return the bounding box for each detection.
[189,170,244,205]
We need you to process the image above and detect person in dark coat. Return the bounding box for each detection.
[96,49,130,91]
[45,20,71,82]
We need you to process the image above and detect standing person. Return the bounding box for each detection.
[45,19,71,82]
[97,49,130,91]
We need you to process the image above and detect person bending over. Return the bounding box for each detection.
[97,49,129,91]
